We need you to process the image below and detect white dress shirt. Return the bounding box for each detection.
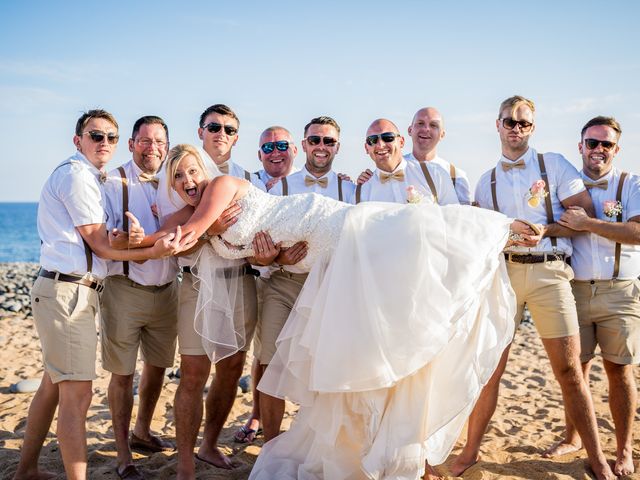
[103,160,178,285]
[404,152,471,205]
[475,147,585,255]
[349,159,459,206]
[571,168,640,280]
[269,166,356,201]
[38,152,108,278]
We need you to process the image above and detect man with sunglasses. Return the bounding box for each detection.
[13,110,193,480]
[351,118,458,206]
[549,116,640,477]
[100,115,178,479]
[255,126,299,190]
[452,96,615,480]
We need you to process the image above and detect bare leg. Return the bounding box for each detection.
[450,344,511,476]
[603,359,636,476]
[238,357,261,438]
[542,336,615,480]
[57,380,93,480]
[12,373,58,480]
[108,373,135,473]
[542,361,589,457]
[197,350,247,468]
[175,355,210,480]
[132,363,170,444]
[259,364,286,443]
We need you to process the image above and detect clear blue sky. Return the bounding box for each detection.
[1,0,638,201]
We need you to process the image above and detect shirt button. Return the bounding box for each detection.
[590,280,595,285]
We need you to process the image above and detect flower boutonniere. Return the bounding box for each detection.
[527,179,548,207]
[406,185,425,204]
[603,200,623,218]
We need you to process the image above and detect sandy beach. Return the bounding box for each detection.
[1,263,639,479]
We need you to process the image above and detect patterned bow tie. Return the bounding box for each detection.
[501,159,526,171]
[304,175,328,188]
[138,173,159,189]
[98,171,107,184]
[217,162,230,174]
[583,179,608,190]
[379,170,405,183]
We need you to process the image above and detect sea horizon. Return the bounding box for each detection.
[0,202,40,263]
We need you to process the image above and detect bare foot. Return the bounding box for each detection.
[421,463,443,479]
[542,439,582,458]
[12,470,57,480]
[195,447,234,469]
[450,453,478,477]
[614,447,635,476]
[588,459,617,480]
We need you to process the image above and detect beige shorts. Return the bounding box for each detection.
[31,276,100,384]
[177,271,258,356]
[100,275,178,375]
[506,259,579,339]
[572,278,640,364]
[258,270,307,365]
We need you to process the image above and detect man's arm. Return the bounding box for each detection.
[558,208,640,245]
[540,190,595,239]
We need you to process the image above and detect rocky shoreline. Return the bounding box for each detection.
[0,262,38,317]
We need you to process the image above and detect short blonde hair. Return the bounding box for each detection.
[165,144,211,197]
[498,95,535,118]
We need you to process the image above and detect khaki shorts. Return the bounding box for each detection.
[506,259,579,339]
[573,278,640,364]
[100,275,178,375]
[258,270,307,365]
[177,272,258,356]
[31,276,100,384]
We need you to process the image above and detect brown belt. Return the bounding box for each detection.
[39,268,104,293]
[504,252,566,264]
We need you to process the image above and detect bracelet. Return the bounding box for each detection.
[199,232,212,241]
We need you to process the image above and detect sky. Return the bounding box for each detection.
[1,0,639,201]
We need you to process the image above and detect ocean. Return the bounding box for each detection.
[0,203,40,262]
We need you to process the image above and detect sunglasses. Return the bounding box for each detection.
[365,132,400,147]
[305,136,338,147]
[584,138,617,151]
[500,117,533,132]
[83,130,119,144]
[261,141,290,154]
[202,122,238,136]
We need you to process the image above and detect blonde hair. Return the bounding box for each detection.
[165,144,211,198]
[498,95,535,118]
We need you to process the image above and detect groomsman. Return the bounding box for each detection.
[13,110,189,480]
[451,96,615,480]
[101,116,177,479]
[351,118,458,206]
[255,125,299,190]
[404,107,471,204]
[552,116,640,476]
[256,118,355,442]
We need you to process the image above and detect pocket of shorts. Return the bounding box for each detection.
[632,278,640,300]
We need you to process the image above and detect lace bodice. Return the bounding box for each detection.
[210,185,351,271]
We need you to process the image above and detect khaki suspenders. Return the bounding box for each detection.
[337,177,343,202]
[244,170,251,181]
[613,172,628,279]
[418,162,438,204]
[281,177,289,196]
[117,166,130,276]
[449,164,457,187]
[355,183,362,204]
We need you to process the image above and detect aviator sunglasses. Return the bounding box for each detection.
[261,140,290,154]
[83,130,119,144]
[202,122,238,136]
[584,138,617,151]
[500,117,533,132]
[305,136,338,147]
[366,132,400,146]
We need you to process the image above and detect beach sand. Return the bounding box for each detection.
[1,286,639,479]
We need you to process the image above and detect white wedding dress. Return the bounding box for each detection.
[193,185,516,480]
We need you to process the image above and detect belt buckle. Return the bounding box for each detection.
[95,282,105,293]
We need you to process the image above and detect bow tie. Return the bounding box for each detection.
[98,171,107,184]
[217,162,230,174]
[379,170,405,183]
[304,175,328,188]
[501,159,526,171]
[583,179,608,190]
[138,173,159,189]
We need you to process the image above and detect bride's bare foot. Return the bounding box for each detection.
[421,462,443,480]
[542,438,582,458]
[450,452,479,477]
[614,446,635,476]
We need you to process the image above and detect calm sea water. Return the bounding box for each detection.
[0,203,40,262]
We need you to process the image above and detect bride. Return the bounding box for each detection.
[150,144,533,479]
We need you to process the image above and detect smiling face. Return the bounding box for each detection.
[129,123,168,174]
[579,124,620,179]
[364,119,404,172]
[198,112,239,164]
[73,117,119,170]
[407,107,444,159]
[258,128,297,178]
[172,154,208,206]
[302,123,340,176]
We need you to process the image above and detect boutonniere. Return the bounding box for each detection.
[406,185,425,204]
[603,200,623,218]
[527,179,548,207]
